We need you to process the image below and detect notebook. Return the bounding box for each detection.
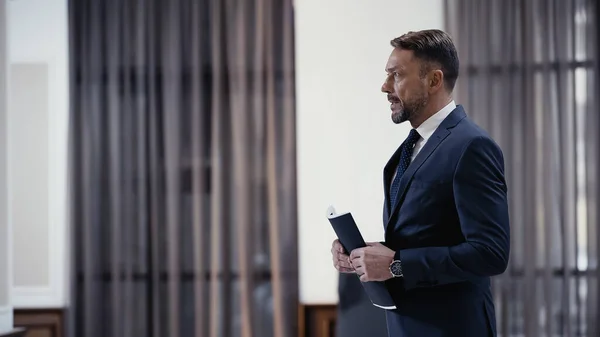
[326,205,397,310]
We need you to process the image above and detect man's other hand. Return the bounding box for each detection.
[350,242,395,282]
[331,239,355,273]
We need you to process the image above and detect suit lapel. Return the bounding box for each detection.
[382,143,405,221]
[384,106,467,229]
[385,128,450,224]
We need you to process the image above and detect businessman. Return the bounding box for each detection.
[331,29,510,336]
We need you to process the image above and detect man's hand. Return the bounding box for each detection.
[350,242,395,282]
[331,239,355,273]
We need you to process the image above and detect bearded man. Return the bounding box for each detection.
[330,29,510,337]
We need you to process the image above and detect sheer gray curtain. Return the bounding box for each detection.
[446,0,598,336]
[67,0,297,337]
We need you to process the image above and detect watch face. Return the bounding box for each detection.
[390,261,402,276]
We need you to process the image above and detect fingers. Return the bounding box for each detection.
[333,239,344,253]
[355,265,370,282]
[366,241,383,247]
[350,248,369,281]
[332,240,354,272]
[350,247,365,261]
[334,259,354,273]
[330,241,342,260]
[331,240,346,256]
[337,255,353,270]
[333,258,354,273]
[331,243,350,262]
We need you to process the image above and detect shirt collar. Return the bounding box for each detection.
[415,100,456,141]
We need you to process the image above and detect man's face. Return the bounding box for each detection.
[381,48,429,124]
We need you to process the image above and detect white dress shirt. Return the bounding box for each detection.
[390,100,456,183]
[411,100,456,162]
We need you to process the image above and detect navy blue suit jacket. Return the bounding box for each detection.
[382,105,510,337]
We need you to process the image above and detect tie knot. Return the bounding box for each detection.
[406,129,420,145]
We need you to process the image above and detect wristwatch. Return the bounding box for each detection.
[389,259,403,278]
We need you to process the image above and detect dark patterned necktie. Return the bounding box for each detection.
[389,129,421,208]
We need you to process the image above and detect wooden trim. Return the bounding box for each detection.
[13,309,64,337]
[298,302,306,337]
[298,304,337,337]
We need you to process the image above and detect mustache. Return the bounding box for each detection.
[387,95,401,103]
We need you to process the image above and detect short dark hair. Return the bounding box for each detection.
[391,29,459,92]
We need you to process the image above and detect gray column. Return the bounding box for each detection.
[0,0,13,332]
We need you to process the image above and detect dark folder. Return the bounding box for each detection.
[326,206,397,310]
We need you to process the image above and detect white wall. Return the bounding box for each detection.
[6,0,70,308]
[1,0,444,309]
[0,0,14,331]
[295,0,445,304]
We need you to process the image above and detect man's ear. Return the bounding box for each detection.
[429,69,444,92]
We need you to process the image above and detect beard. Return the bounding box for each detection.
[391,93,428,124]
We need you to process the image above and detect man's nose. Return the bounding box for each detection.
[381,81,391,93]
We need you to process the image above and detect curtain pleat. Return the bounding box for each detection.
[68,0,297,336]
[446,0,598,336]
[188,0,208,335]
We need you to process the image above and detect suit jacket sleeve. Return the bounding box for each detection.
[397,136,510,290]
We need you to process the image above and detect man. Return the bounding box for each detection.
[330,29,510,336]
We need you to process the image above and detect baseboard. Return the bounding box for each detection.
[13,308,63,337]
[12,287,62,309]
[14,305,335,337]
[14,304,335,337]
[0,328,26,337]
[298,304,337,337]
[0,307,13,335]
[14,305,334,337]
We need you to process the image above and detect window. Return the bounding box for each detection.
[446,0,598,335]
